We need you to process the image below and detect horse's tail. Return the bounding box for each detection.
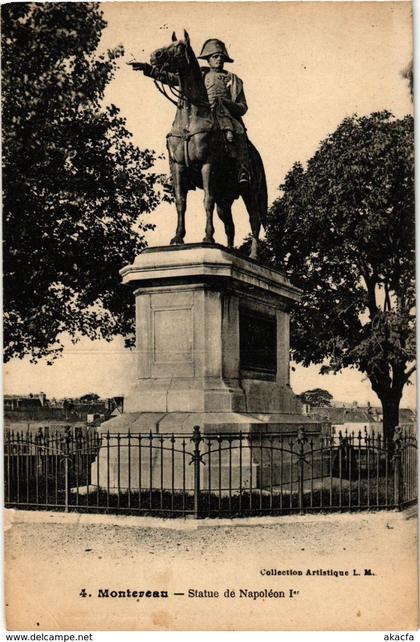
[248,140,268,229]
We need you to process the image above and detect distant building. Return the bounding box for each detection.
[4,392,47,411]
[308,402,416,435]
[300,402,311,416]
[4,393,124,431]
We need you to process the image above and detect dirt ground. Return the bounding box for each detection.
[4,507,419,631]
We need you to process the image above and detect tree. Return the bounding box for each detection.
[79,393,100,403]
[266,112,415,443]
[2,3,168,364]
[401,60,413,100]
[298,389,333,408]
[62,399,74,412]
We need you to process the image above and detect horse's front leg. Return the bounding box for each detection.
[170,161,187,245]
[216,199,235,248]
[201,162,215,244]
[241,185,261,260]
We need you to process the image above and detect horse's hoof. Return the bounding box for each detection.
[202,236,215,244]
[170,237,184,245]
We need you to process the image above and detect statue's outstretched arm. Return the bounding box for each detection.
[131,62,179,87]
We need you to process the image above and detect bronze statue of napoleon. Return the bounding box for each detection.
[132,32,267,259]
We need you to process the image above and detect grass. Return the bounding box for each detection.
[6,476,404,518]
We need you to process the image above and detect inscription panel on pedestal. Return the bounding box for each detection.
[153,308,193,364]
[150,300,194,377]
[239,308,277,376]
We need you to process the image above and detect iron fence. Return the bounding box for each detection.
[4,425,417,518]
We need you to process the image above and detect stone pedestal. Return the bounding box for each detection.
[91,244,323,492]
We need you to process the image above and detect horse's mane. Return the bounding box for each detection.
[183,41,208,102]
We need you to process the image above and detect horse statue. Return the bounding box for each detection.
[132,31,267,259]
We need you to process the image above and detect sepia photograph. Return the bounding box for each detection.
[2,0,417,633]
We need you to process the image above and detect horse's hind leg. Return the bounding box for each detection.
[201,163,216,243]
[216,200,235,248]
[170,162,187,245]
[241,186,261,259]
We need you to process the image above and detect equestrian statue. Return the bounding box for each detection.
[130,31,267,259]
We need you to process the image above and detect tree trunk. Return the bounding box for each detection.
[379,391,402,447]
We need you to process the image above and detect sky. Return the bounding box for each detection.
[3,1,416,407]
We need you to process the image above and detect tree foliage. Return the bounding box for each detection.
[78,393,100,402]
[401,60,413,100]
[298,389,333,408]
[266,111,415,441]
[2,3,168,363]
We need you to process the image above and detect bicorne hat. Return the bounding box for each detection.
[197,39,234,63]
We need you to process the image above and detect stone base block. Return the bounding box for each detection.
[90,412,323,493]
[95,411,322,435]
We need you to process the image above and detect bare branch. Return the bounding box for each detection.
[404,364,416,380]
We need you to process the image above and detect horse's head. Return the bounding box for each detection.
[150,30,192,73]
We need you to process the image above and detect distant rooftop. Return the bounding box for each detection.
[309,405,416,425]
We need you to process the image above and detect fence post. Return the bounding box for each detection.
[5,431,11,504]
[297,427,308,515]
[63,429,71,513]
[191,426,203,519]
[392,426,402,510]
